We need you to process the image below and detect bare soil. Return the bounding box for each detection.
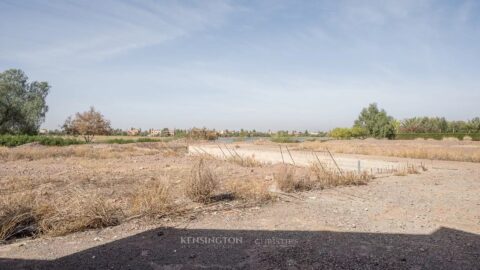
[0,141,479,269]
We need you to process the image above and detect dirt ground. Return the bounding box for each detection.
[0,141,479,269]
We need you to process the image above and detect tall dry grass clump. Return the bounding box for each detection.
[275,165,315,192]
[0,193,40,241]
[38,190,124,236]
[228,179,273,203]
[130,181,171,218]
[226,155,263,167]
[184,158,218,203]
[394,164,422,176]
[309,164,372,188]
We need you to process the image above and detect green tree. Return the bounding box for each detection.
[467,117,480,133]
[329,126,366,139]
[0,69,50,134]
[354,103,396,139]
[329,128,352,139]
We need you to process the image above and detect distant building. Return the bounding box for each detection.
[127,128,140,136]
[161,128,175,137]
[148,129,162,137]
[39,129,48,135]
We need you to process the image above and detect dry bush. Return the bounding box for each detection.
[442,137,459,142]
[130,181,171,218]
[226,155,263,167]
[38,190,124,236]
[0,193,40,241]
[184,158,218,203]
[275,165,314,192]
[394,164,421,176]
[309,164,372,189]
[227,179,273,202]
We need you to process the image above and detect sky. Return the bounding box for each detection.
[1,0,479,131]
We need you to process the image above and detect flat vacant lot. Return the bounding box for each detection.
[0,140,479,269]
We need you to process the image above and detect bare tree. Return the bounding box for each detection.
[63,107,111,142]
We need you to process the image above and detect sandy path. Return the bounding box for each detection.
[190,144,405,174]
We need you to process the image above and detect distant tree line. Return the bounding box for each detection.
[330,103,480,140]
[399,117,480,134]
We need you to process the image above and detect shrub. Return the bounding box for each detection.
[275,165,313,192]
[329,127,366,139]
[105,137,163,144]
[184,159,218,203]
[309,164,371,187]
[136,138,161,143]
[105,138,136,144]
[227,155,263,167]
[329,128,352,139]
[228,180,273,203]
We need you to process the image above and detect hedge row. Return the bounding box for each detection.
[0,135,84,147]
[105,137,172,144]
[270,137,300,143]
[395,133,480,141]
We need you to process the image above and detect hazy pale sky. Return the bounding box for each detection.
[1,0,479,131]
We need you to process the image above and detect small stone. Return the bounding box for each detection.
[351,224,356,228]
[94,237,102,242]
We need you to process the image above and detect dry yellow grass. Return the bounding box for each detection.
[274,161,374,193]
[1,144,283,241]
[0,189,124,239]
[0,144,161,161]
[227,179,273,202]
[39,191,124,236]
[299,139,480,162]
[309,164,372,188]
[226,155,264,167]
[275,165,316,192]
[130,181,171,218]
[2,141,430,242]
[184,158,218,203]
[0,192,39,241]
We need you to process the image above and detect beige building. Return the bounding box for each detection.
[127,128,140,136]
